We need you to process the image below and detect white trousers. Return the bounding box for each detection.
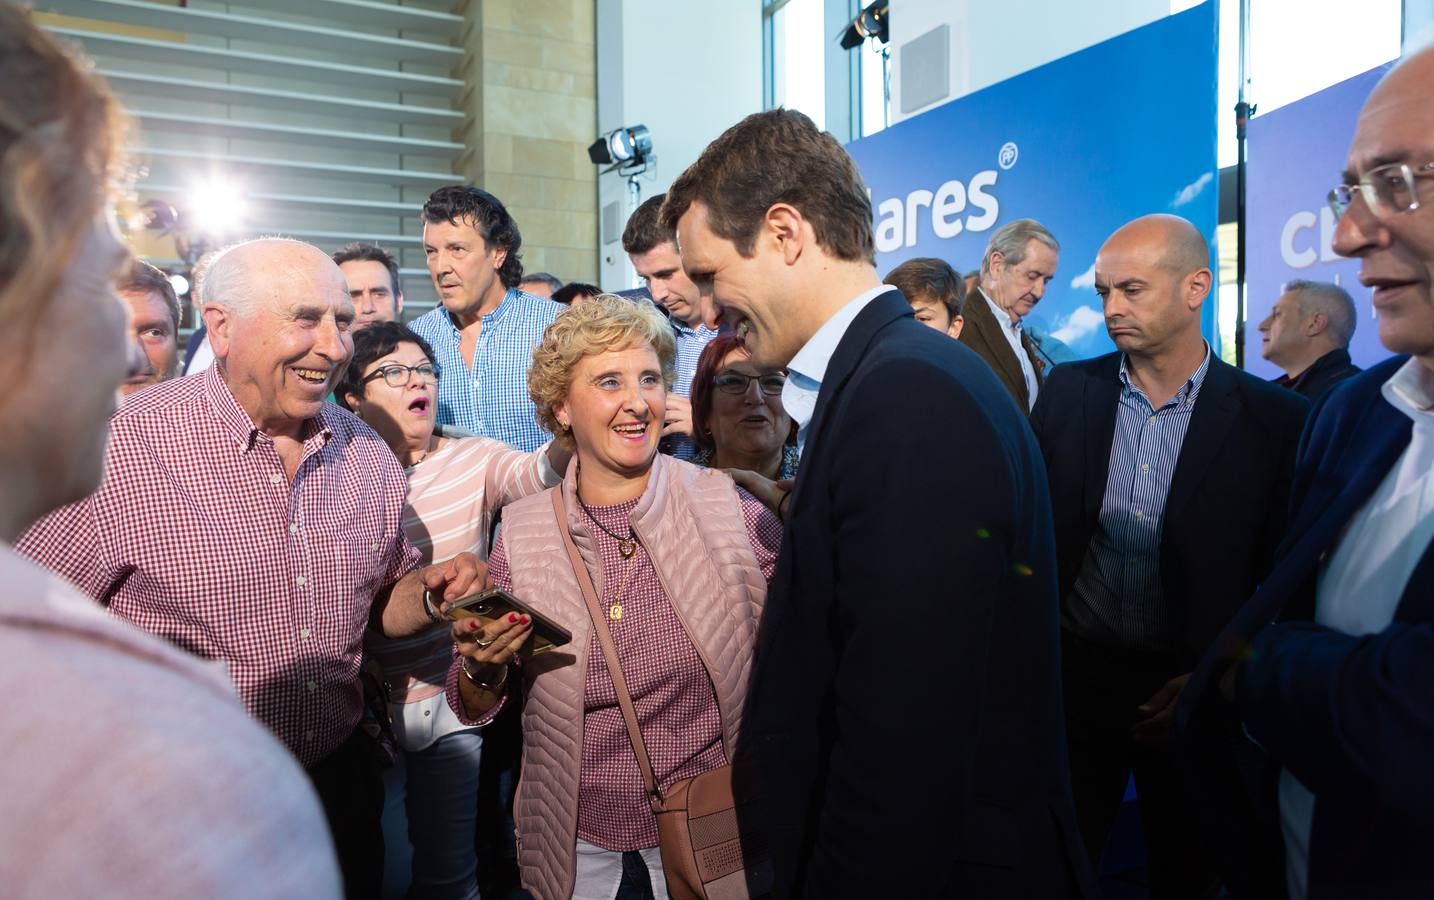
[571,838,670,900]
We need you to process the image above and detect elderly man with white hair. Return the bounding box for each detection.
[960,217,1061,411]
[20,237,486,899]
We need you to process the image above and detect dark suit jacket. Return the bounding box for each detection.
[1029,352,1309,662]
[736,290,1097,899]
[1273,347,1362,403]
[1179,357,1434,898]
[182,323,207,373]
[959,286,1045,411]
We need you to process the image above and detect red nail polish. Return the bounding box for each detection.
[508,613,518,623]
[520,615,530,624]
[468,620,480,631]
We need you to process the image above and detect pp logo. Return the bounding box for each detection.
[998,142,1019,170]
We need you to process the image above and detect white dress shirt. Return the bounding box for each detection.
[1279,357,1434,900]
[978,287,1040,410]
[781,284,890,453]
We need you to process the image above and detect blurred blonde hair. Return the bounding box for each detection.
[0,7,129,368]
[528,293,676,449]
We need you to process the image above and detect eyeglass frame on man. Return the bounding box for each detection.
[362,362,441,389]
[1328,160,1434,220]
[713,371,787,396]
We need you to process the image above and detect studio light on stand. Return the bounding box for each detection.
[839,0,888,50]
[589,124,655,214]
[1234,0,1255,368]
[138,177,249,326]
[136,198,190,308]
[837,1,891,133]
[186,179,248,240]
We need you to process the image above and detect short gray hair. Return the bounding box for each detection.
[981,218,1061,276]
[1283,279,1357,348]
[520,271,564,294]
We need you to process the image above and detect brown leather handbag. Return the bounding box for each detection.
[552,489,773,900]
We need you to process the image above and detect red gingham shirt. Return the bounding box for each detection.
[461,488,781,851]
[17,366,420,766]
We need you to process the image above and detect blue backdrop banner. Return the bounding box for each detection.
[846,2,1219,361]
[1244,65,1394,378]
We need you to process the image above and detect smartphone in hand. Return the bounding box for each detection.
[444,587,572,656]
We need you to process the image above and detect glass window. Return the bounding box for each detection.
[1213,0,1399,359]
[1217,0,1400,168]
[767,0,827,130]
[859,41,889,137]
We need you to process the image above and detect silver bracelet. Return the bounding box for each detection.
[460,657,509,692]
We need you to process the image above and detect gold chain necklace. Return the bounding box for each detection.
[576,485,642,619]
[601,544,643,621]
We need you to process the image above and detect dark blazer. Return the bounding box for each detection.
[735,290,1097,899]
[1029,351,1309,661]
[182,323,207,374]
[1273,347,1362,403]
[1179,357,1434,898]
[959,286,1045,411]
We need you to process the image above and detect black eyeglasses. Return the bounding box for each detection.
[713,371,787,396]
[363,362,440,388]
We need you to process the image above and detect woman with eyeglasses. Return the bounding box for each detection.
[338,321,569,900]
[688,332,799,482]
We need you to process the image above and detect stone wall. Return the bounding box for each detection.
[460,0,599,285]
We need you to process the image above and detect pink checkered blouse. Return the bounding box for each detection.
[455,489,781,851]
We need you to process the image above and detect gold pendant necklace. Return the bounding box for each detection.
[575,477,642,619]
[606,546,641,621]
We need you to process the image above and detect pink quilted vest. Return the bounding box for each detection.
[499,454,767,900]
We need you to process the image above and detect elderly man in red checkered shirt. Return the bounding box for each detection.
[18,237,486,899]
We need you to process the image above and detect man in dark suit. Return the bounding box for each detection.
[1030,214,1308,898]
[662,110,1096,899]
[1180,47,1434,899]
[1258,278,1363,402]
[181,323,208,374]
[959,218,1060,411]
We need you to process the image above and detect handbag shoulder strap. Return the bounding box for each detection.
[550,488,663,804]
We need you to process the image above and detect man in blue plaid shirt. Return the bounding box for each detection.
[622,194,719,460]
[409,186,562,452]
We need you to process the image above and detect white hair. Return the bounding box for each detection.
[981,218,1061,276]
[1284,279,1358,348]
[188,247,224,307]
[200,236,316,316]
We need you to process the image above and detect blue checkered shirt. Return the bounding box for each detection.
[663,321,719,461]
[1066,346,1211,651]
[407,288,561,453]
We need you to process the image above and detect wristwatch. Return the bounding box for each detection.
[422,588,444,624]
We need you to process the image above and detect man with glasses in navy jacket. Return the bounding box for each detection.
[1180,45,1434,900]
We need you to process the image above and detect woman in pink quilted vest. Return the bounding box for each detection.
[444,294,782,900]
